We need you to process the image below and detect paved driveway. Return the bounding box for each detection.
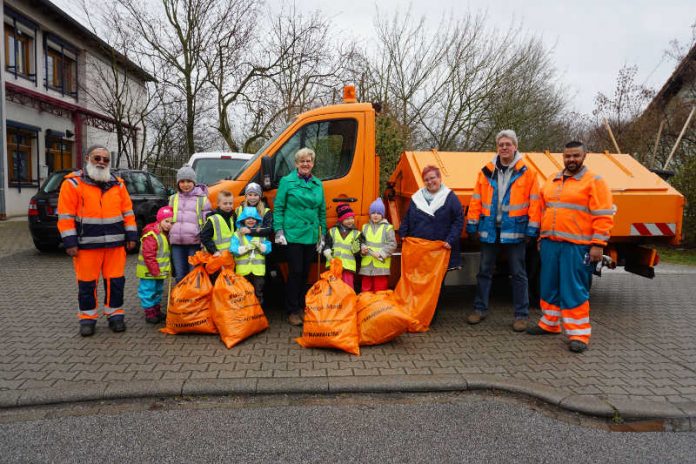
[2,219,696,420]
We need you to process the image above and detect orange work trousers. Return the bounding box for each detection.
[73,247,126,320]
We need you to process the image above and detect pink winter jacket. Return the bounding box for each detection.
[168,185,211,245]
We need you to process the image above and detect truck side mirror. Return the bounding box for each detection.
[260,156,274,190]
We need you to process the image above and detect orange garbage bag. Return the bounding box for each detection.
[395,237,450,332]
[211,255,269,349]
[160,252,217,335]
[356,290,418,346]
[296,258,360,356]
[205,250,234,274]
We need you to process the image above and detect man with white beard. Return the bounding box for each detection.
[57,145,138,336]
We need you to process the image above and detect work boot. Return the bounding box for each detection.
[108,316,126,333]
[144,308,160,324]
[512,319,528,332]
[569,340,588,353]
[154,304,165,323]
[288,313,303,326]
[79,321,96,337]
[467,312,487,325]
[526,324,556,335]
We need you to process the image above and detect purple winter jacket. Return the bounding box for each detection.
[168,185,211,245]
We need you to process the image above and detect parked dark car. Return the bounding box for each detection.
[28,169,173,252]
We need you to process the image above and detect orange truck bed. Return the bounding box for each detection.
[386,150,684,277]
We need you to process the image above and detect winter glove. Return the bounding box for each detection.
[315,236,325,253]
[237,245,248,255]
[275,230,287,245]
[258,243,267,253]
[323,249,333,260]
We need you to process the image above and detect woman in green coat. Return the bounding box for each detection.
[274,147,327,326]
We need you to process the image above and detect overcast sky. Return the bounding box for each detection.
[55,0,695,114]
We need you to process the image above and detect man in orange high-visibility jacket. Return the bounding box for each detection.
[57,145,138,337]
[527,141,614,353]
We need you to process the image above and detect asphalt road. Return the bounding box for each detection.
[1,392,694,463]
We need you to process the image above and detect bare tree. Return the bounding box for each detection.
[114,0,233,156]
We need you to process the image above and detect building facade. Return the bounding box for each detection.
[1,0,153,218]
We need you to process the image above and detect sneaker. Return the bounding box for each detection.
[79,322,96,337]
[288,313,303,326]
[108,317,126,332]
[526,324,556,335]
[467,312,486,325]
[512,319,528,332]
[569,340,588,353]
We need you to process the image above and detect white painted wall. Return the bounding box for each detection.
[1,0,149,217]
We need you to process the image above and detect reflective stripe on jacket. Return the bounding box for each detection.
[539,166,614,246]
[206,213,234,251]
[136,230,171,279]
[360,223,393,272]
[327,227,360,272]
[466,155,541,244]
[57,171,138,249]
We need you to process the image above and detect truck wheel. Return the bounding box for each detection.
[526,242,541,308]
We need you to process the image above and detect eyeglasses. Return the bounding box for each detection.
[92,155,110,164]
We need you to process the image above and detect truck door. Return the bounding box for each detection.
[265,116,365,227]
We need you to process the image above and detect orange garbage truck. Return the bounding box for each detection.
[209,86,685,284]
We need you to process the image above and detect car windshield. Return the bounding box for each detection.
[193,158,249,185]
[234,119,294,179]
[41,171,70,193]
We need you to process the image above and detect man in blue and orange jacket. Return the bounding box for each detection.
[527,140,614,353]
[466,130,541,332]
[57,145,138,337]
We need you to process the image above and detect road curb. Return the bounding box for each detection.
[1,374,694,426]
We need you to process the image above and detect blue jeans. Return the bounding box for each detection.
[171,244,199,282]
[138,278,164,309]
[473,241,529,319]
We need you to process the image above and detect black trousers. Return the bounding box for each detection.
[285,243,315,315]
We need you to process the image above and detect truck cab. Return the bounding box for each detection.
[209,90,379,230]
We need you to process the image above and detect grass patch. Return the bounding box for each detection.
[656,246,696,266]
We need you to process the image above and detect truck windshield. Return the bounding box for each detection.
[193,158,249,185]
[234,119,294,179]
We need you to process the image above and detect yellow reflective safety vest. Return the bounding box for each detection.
[361,223,393,270]
[236,236,265,276]
[136,230,171,279]
[327,227,360,272]
[170,194,206,228]
[206,214,234,251]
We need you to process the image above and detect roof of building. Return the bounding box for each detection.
[644,42,696,114]
[17,0,155,83]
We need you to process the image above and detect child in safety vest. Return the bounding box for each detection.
[230,207,272,304]
[169,165,211,282]
[200,190,235,257]
[359,198,396,292]
[235,182,273,239]
[322,203,362,289]
[136,206,174,323]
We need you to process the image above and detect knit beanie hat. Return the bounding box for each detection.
[369,198,386,216]
[336,203,355,222]
[245,182,262,196]
[156,206,174,222]
[176,165,197,183]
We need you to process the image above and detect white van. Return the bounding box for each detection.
[187,152,253,186]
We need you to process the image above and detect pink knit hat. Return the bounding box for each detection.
[156,206,174,222]
[336,203,355,222]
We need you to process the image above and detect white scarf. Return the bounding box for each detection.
[412,184,452,217]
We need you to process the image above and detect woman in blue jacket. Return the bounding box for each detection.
[399,165,464,271]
